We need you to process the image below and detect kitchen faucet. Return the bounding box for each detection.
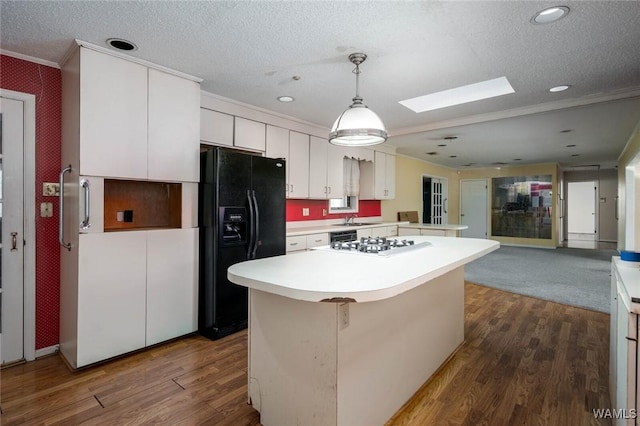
[345,214,358,225]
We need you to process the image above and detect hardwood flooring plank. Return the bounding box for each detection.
[1,283,612,425]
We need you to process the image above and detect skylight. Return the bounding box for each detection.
[398,76,515,113]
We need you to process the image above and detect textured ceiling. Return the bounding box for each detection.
[2,0,639,169]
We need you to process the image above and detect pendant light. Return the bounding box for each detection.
[329,53,387,146]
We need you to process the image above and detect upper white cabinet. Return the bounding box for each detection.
[200,108,234,147]
[287,131,310,198]
[309,136,330,199]
[360,151,396,200]
[235,117,266,152]
[309,136,346,199]
[148,68,200,182]
[64,46,200,182]
[266,126,310,199]
[76,48,148,179]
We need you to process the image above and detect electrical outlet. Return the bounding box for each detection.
[40,202,53,218]
[42,182,60,196]
[302,208,310,216]
[323,208,327,216]
[339,303,349,330]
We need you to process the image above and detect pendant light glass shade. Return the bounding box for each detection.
[329,53,387,146]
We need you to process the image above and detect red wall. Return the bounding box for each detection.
[286,199,381,221]
[1,55,62,349]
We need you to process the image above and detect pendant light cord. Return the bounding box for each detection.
[353,64,361,100]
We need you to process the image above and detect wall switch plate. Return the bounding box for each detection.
[42,182,60,196]
[40,202,53,218]
[323,208,327,216]
[116,211,124,222]
[302,208,310,216]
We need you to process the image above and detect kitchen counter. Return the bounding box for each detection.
[613,257,640,313]
[285,220,408,237]
[229,236,497,303]
[398,223,468,237]
[228,236,499,426]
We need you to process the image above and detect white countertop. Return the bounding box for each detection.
[398,223,469,230]
[228,236,499,303]
[286,221,408,237]
[614,257,640,313]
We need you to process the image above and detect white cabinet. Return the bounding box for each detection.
[200,108,234,147]
[309,136,329,199]
[375,152,395,199]
[61,229,198,368]
[235,117,266,152]
[386,225,399,237]
[289,131,310,198]
[77,48,148,179]
[148,69,200,182]
[286,235,307,253]
[309,136,345,199]
[267,126,310,198]
[306,233,329,248]
[64,46,200,182]
[71,232,148,368]
[146,228,198,346]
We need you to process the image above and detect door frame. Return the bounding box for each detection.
[1,88,36,362]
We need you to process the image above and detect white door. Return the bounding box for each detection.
[460,179,488,239]
[1,96,25,364]
[567,181,596,240]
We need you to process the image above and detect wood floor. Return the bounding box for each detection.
[1,283,612,425]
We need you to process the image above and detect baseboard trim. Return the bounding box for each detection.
[35,344,60,359]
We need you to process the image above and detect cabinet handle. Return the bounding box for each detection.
[59,165,72,251]
[314,239,322,243]
[291,184,294,193]
[290,242,298,246]
[80,179,91,230]
[328,186,331,194]
[10,232,18,251]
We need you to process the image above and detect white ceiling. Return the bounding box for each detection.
[2,0,640,170]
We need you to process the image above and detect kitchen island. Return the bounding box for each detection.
[228,236,499,426]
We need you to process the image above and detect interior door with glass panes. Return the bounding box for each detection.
[423,176,448,224]
[1,95,25,365]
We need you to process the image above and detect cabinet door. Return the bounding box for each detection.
[201,108,233,147]
[374,151,387,199]
[79,48,147,179]
[309,136,328,199]
[146,228,198,346]
[235,117,266,152]
[148,69,200,182]
[77,232,147,367]
[327,143,345,198]
[357,228,372,239]
[306,233,329,249]
[286,235,307,253]
[289,131,310,198]
[385,154,396,199]
[266,125,290,194]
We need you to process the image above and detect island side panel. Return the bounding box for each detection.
[249,289,339,426]
[337,266,465,425]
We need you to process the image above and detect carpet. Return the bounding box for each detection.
[464,245,618,313]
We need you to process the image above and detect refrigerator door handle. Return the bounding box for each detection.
[247,189,255,259]
[251,190,260,259]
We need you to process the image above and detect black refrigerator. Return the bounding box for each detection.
[199,147,286,340]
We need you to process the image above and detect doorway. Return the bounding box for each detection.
[566,181,597,243]
[422,176,448,224]
[460,179,488,238]
[1,89,36,365]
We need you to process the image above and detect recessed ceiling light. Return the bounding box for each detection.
[425,152,438,155]
[531,6,570,24]
[560,129,573,133]
[449,155,457,158]
[549,85,571,93]
[443,136,458,141]
[513,158,522,161]
[277,96,295,103]
[566,144,577,147]
[106,38,137,52]
[399,76,515,113]
[571,154,580,157]
[437,144,447,147]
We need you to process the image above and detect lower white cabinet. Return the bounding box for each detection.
[286,235,307,253]
[146,228,198,346]
[75,232,147,367]
[306,233,329,248]
[61,228,198,368]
